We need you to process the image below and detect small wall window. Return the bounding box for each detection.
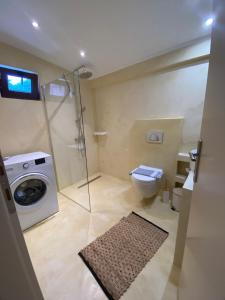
[0,65,40,100]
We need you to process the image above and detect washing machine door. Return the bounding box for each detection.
[10,173,49,210]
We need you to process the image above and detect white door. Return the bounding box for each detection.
[0,153,44,300]
[179,0,225,299]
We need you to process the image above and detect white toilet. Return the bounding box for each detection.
[130,165,163,198]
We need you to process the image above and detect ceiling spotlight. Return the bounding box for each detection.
[205,17,214,27]
[32,21,39,29]
[80,50,86,58]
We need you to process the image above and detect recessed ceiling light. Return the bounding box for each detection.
[80,50,86,58]
[205,17,214,27]
[32,21,39,29]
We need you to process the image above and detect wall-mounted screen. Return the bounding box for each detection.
[0,65,40,100]
[7,75,32,94]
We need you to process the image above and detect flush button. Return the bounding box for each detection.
[23,163,29,169]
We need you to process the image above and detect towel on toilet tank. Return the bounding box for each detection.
[133,168,160,178]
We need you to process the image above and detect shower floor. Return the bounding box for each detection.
[24,173,179,300]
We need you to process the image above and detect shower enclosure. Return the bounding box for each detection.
[42,68,91,212]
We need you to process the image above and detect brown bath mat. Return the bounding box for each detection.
[78,212,168,300]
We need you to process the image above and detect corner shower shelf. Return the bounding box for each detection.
[93,131,107,136]
[67,144,85,150]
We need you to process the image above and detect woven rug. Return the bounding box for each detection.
[78,212,168,300]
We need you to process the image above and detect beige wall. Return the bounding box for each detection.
[130,118,183,188]
[92,39,210,182]
[0,42,65,156]
[0,42,98,189]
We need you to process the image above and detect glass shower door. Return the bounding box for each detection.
[42,71,91,212]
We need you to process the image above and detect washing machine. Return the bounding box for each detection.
[4,152,59,230]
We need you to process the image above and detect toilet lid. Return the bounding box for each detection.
[132,173,156,182]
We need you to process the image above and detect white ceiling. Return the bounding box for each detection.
[0,0,213,78]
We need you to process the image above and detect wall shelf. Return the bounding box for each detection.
[177,152,190,162]
[175,174,186,184]
[174,151,190,187]
[93,131,107,136]
[67,144,85,150]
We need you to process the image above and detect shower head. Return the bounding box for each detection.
[78,67,93,79]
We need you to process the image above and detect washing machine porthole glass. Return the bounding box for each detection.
[14,179,47,206]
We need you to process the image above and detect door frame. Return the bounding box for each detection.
[0,152,44,300]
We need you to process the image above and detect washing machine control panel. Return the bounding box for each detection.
[35,158,46,165]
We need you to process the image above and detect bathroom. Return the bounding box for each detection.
[0,1,219,300]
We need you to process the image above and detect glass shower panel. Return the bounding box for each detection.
[42,71,91,211]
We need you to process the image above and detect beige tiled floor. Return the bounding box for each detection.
[24,174,179,300]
